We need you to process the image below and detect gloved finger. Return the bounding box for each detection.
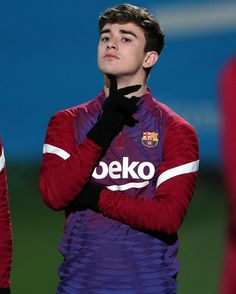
[117,84,142,96]
[119,96,139,113]
[129,96,140,105]
[124,116,139,127]
[119,103,139,114]
[107,74,117,95]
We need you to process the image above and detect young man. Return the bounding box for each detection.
[39,4,199,294]
[0,139,12,294]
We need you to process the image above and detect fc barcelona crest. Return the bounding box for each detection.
[141,131,159,148]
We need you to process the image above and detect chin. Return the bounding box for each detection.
[100,69,119,76]
[99,64,118,75]
[105,71,118,75]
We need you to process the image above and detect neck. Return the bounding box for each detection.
[103,75,146,98]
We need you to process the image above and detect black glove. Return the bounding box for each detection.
[65,182,102,216]
[87,75,141,148]
[0,288,10,294]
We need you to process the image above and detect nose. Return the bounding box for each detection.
[106,38,118,51]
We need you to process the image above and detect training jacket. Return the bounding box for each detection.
[39,89,199,294]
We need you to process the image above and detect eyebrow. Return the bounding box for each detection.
[100,28,138,38]
[120,29,137,38]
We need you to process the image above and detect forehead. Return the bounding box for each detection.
[101,22,145,37]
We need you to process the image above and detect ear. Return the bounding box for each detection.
[143,51,159,69]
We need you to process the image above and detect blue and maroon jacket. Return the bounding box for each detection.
[39,90,199,294]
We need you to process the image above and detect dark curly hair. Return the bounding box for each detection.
[98,3,164,55]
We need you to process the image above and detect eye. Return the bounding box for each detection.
[121,37,132,43]
[101,36,110,42]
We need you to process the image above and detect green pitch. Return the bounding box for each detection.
[7,164,227,294]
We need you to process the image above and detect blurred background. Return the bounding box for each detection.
[1,0,236,293]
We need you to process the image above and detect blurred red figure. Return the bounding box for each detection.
[0,139,12,294]
[219,57,236,294]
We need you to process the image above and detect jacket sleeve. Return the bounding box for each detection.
[98,117,199,234]
[39,109,103,210]
[220,58,236,204]
[0,141,12,289]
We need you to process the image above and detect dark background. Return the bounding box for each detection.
[1,0,235,293]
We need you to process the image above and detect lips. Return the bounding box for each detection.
[104,53,119,59]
